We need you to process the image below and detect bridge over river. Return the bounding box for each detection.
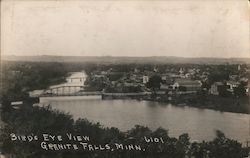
[40,84,151,98]
[39,85,151,103]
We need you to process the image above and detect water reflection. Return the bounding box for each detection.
[41,98,250,142]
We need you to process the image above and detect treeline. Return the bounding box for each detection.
[0,101,249,158]
[1,61,95,100]
[1,62,69,101]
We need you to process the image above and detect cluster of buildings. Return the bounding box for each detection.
[89,65,250,97]
[210,78,250,96]
[89,67,204,94]
[208,65,250,96]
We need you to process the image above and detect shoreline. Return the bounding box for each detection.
[36,93,249,115]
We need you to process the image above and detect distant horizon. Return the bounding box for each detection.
[2,54,250,59]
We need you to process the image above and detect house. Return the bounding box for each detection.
[179,68,184,74]
[187,68,196,75]
[226,81,240,93]
[184,73,192,78]
[10,70,22,76]
[153,66,158,72]
[238,64,241,71]
[161,75,173,85]
[244,81,250,96]
[11,101,23,109]
[160,84,169,90]
[240,77,248,83]
[169,73,181,79]
[101,71,108,75]
[172,79,202,92]
[93,74,105,78]
[124,82,135,87]
[29,90,44,97]
[134,68,140,73]
[66,72,86,84]
[161,75,168,81]
[210,82,224,95]
[143,75,149,84]
[11,101,23,106]
[229,75,238,81]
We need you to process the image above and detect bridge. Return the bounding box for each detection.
[41,90,102,97]
[40,83,100,97]
[38,84,151,98]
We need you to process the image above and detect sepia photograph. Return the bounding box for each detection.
[0,0,250,157]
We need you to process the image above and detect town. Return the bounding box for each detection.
[3,62,250,114]
[80,63,250,113]
[86,64,249,95]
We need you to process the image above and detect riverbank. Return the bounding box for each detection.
[100,92,249,114]
[176,95,249,114]
[153,93,249,114]
[38,92,249,114]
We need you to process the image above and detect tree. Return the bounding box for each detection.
[175,134,190,158]
[208,71,229,85]
[179,86,187,92]
[207,130,248,158]
[146,75,162,91]
[234,82,246,97]
[218,83,230,97]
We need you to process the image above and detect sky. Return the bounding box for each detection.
[1,0,249,58]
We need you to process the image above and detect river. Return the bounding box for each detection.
[40,72,250,143]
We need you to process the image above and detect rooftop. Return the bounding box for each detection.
[174,79,201,86]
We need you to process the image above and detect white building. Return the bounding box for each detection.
[29,90,45,97]
[143,75,149,84]
[66,72,86,85]
[210,82,224,95]
[172,79,202,92]
[226,81,240,93]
